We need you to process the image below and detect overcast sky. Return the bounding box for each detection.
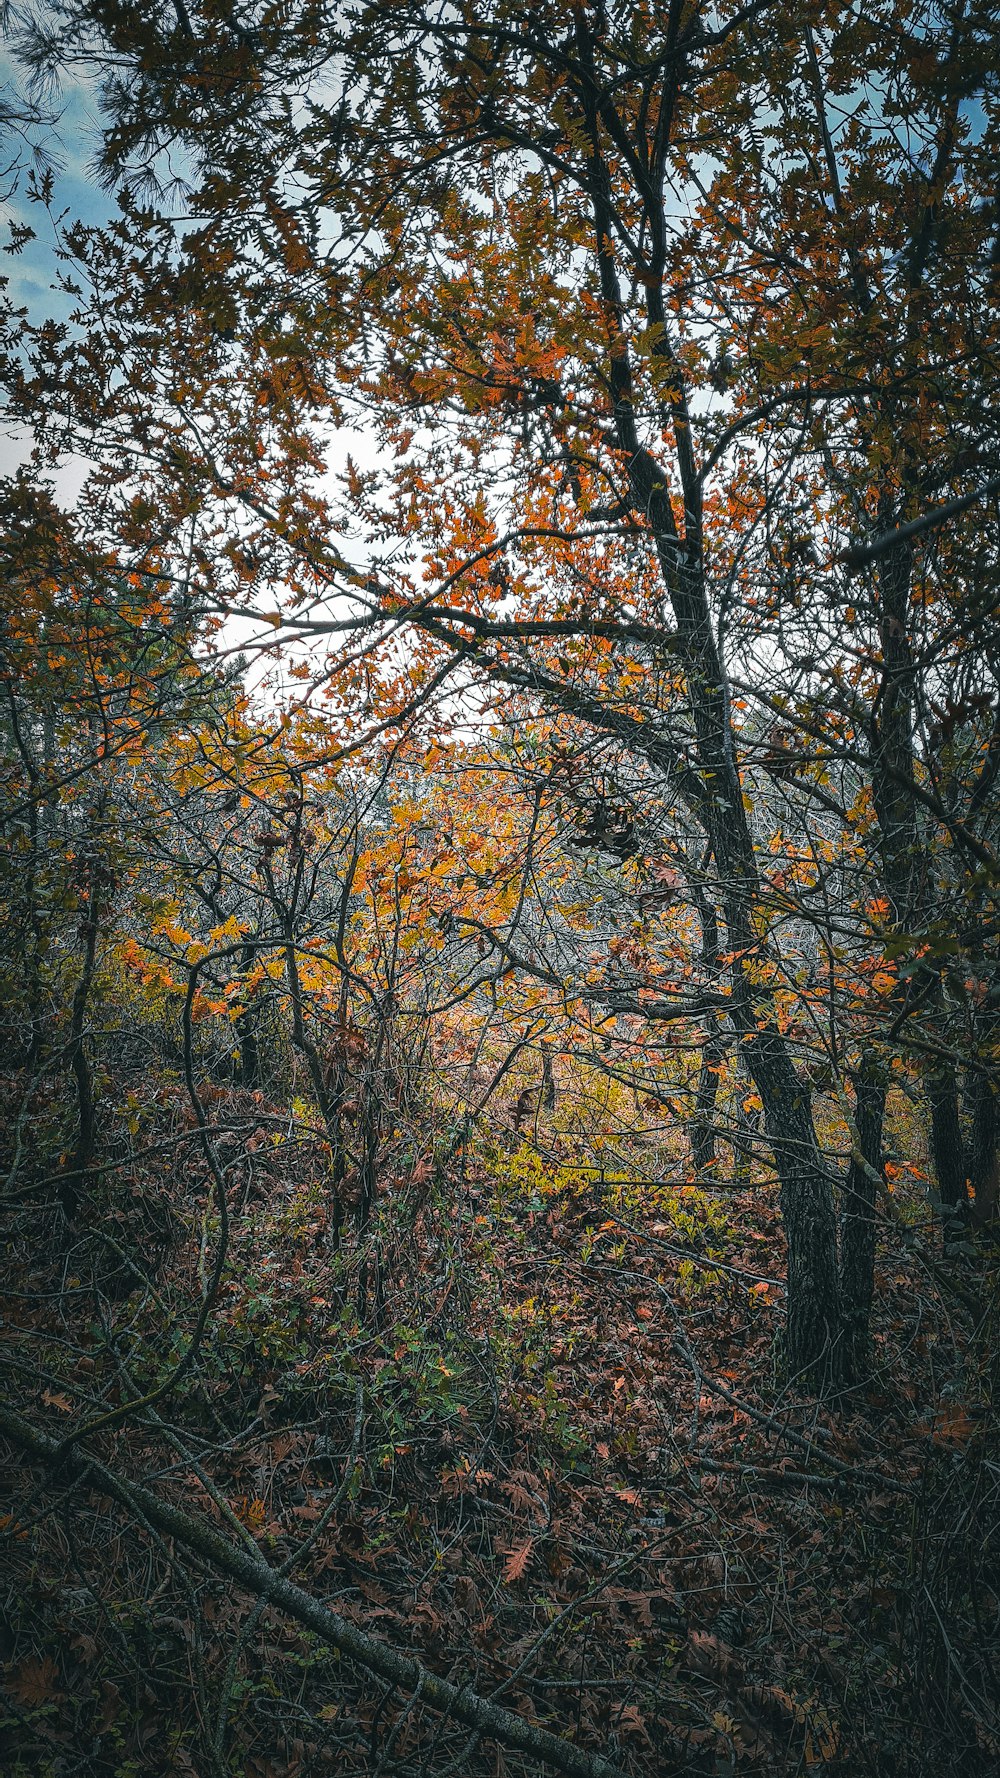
[1,44,116,478]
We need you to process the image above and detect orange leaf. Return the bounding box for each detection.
[502,1538,534,1583]
[931,1405,975,1447]
[41,1389,73,1413]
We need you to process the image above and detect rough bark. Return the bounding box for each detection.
[968,1062,998,1228]
[839,1072,888,1384]
[690,881,724,1178]
[236,942,261,1087]
[929,1066,969,1229]
[575,86,841,1381]
[742,1027,842,1384]
[59,875,101,1221]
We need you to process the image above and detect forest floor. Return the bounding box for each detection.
[2,1071,999,1778]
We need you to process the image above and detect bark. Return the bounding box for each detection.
[236,942,261,1087]
[276,897,346,1251]
[867,452,972,1238]
[0,1403,631,1778]
[690,881,723,1178]
[691,1019,724,1178]
[576,110,841,1380]
[59,877,101,1221]
[839,1071,888,1384]
[929,1066,969,1229]
[541,1042,556,1112]
[742,1027,842,1385]
[1,676,48,1064]
[968,1064,999,1228]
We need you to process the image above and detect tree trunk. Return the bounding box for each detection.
[691,1016,724,1178]
[690,881,723,1178]
[236,942,261,1087]
[743,1026,842,1384]
[0,1403,628,1778]
[840,1071,887,1384]
[59,878,101,1221]
[968,1063,999,1228]
[929,1066,968,1236]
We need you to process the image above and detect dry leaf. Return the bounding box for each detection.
[502,1539,534,1583]
[41,1389,73,1413]
[931,1405,975,1447]
[686,1630,745,1688]
[6,1653,62,1706]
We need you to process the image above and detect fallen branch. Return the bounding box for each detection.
[0,1403,630,1778]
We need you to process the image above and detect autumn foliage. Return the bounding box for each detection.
[2,3,1000,1775]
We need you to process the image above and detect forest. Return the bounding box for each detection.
[1,2,999,1774]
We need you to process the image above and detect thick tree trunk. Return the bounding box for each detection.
[742,1026,842,1384]
[840,1071,887,1384]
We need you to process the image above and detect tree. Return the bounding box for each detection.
[5,2,999,1385]
[5,11,1000,1775]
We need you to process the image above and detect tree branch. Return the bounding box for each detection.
[0,1403,633,1778]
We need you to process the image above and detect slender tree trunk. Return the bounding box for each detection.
[59,878,101,1221]
[0,1401,627,1778]
[691,1016,724,1178]
[1,677,48,1065]
[968,1061,999,1228]
[929,1065,968,1231]
[236,941,261,1087]
[840,1070,887,1384]
[690,881,723,1178]
[573,36,842,1385]
[281,928,346,1251]
[541,1042,556,1112]
[868,524,972,1238]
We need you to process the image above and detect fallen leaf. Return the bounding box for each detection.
[6,1654,62,1706]
[41,1389,73,1413]
[931,1405,975,1447]
[502,1538,535,1583]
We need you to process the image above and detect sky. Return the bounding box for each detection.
[1,44,118,485]
[0,38,387,706]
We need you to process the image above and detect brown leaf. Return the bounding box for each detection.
[6,1653,62,1706]
[502,1538,535,1583]
[617,1702,651,1743]
[931,1405,975,1447]
[41,1389,73,1413]
[97,1679,122,1732]
[685,1630,745,1689]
